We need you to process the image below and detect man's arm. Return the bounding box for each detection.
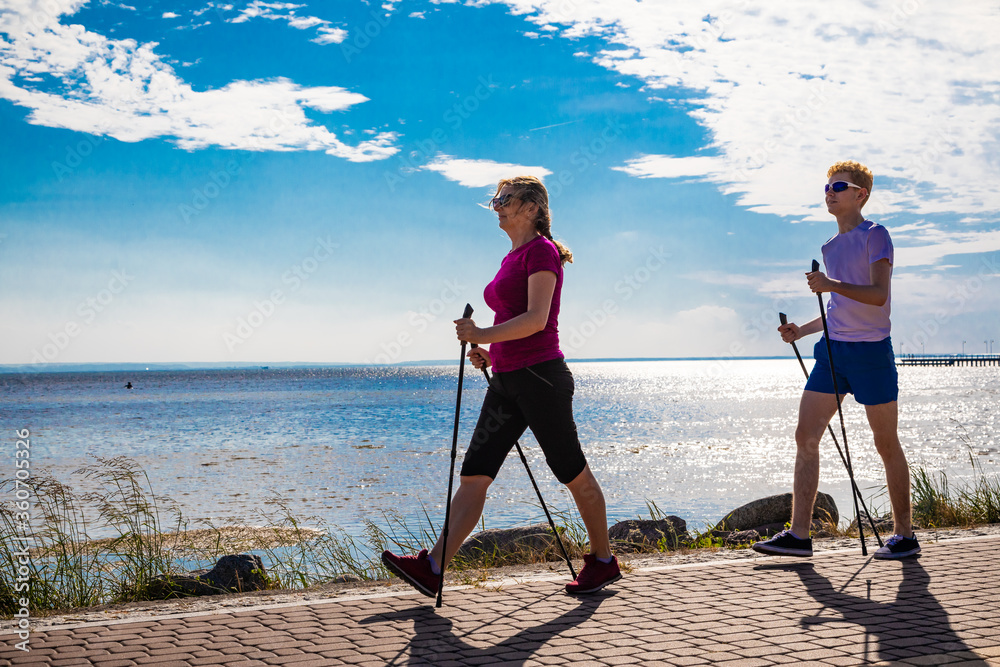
[778,316,823,342]
[806,258,891,306]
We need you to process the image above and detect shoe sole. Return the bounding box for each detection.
[380,553,438,598]
[873,547,921,560]
[751,544,813,557]
[565,573,622,595]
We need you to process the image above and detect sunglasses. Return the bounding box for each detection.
[825,181,863,194]
[490,193,517,210]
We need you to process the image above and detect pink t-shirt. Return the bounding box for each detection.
[484,236,564,373]
[822,219,893,342]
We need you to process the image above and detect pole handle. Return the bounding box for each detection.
[811,259,820,272]
[779,312,788,326]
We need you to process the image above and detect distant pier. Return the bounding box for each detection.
[897,354,1000,367]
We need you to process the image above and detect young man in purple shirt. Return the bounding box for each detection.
[753,160,919,560]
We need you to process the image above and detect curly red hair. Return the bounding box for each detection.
[827,160,874,208]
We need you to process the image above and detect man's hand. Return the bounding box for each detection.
[806,269,836,294]
[778,322,800,343]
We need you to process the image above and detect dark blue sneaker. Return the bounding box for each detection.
[874,534,920,559]
[751,530,813,557]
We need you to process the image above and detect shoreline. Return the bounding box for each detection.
[5,522,998,633]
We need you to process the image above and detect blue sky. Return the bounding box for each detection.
[2,0,998,365]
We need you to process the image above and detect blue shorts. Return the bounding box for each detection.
[804,337,898,405]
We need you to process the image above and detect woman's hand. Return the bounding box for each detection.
[454,317,483,344]
[467,347,491,370]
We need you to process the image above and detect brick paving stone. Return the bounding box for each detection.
[819,656,866,666]
[713,658,773,667]
[88,650,150,662]
[668,656,712,665]
[134,655,198,666]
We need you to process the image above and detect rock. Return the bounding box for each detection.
[718,493,839,532]
[711,529,761,546]
[456,523,574,564]
[148,554,268,599]
[609,517,689,552]
[751,522,789,538]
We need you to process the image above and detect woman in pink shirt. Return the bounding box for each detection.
[382,176,621,595]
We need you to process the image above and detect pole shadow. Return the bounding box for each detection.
[758,558,985,665]
[360,590,614,665]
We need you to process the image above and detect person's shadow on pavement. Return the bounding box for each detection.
[761,558,984,665]
[360,590,614,665]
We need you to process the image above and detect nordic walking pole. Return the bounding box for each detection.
[469,342,578,580]
[436,302,474,608]
[810,259,869,556]
[779,312,883,548]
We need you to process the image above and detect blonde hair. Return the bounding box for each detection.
[493,175,573,265]
[827,160,874,208]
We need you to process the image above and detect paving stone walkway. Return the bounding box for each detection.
[3,535,1000,666]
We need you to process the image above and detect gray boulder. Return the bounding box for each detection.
[718,492,839,532]
[148,554,268,598]
[456,523,574,564]
[609,516,688,552]
[711,529,761,546]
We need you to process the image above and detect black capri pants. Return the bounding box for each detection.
[460,358,588,484]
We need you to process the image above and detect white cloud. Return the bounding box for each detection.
[223,1,348,44]
[312,25,347,44]
[685,270,806,300]
[0,2,397,161]
[478,1,1000,227]
[161,12,179,19]
[893,228,1000,269]
[615,305,744,358]
[423,155,552,188]
[613,154,724,180]
[228,2,301,23]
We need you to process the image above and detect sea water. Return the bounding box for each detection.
[3,360,997,538]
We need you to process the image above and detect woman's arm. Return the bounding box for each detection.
[806,258,891,307]
[454,271,557,344]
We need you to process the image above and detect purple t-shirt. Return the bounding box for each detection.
[822,219,893,342]
[484,236,564,373]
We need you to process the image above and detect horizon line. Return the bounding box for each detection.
[0,356,796,374]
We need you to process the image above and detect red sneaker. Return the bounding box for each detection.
[565,553,622,594]
[381,549,439,598]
